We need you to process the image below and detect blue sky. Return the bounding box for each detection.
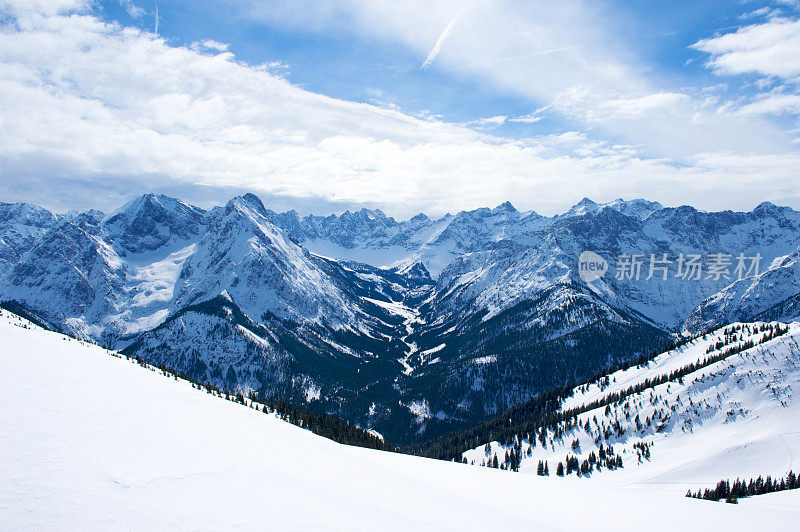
[0,0,799,217]
[100,0,563,135]
[99,0,775,137]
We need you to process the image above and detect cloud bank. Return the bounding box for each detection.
[0,0,798,217]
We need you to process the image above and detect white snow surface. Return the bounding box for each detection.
[2,311,795,530]
[464,321,800,503]
[303,238,411,269]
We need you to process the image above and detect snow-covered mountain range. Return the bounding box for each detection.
[2,193,800,443]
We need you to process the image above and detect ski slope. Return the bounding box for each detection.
[464,322,800,502]
[0,310,796,530]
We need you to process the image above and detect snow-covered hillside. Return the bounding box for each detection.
[687,249,800,331]
[462,321,800,500]
[1,310,795,530]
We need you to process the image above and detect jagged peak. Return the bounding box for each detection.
[104,193,200,223]
[127,192,166,210]
[600,198,664,220]
[457,207,492,219]
[265,209,301,223]
[563,197,600,217]
[753,201,788,215]
[492,201,517,214]
[339,207,389,221]
[361,207,385,217]
[226,193,268,218]
[70,208,105,219]
[0,201,59,225]
[673,204,699,214]
[395,260,433,282]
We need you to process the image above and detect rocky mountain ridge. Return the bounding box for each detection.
[2,193,799,443]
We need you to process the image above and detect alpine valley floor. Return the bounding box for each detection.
[1,310,797,530]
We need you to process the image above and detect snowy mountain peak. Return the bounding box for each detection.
[226,193,269,218]
[0,201,59,226]
[0,201,63,277]
[565,197,662,220]
[753,201,795,218]
[338,208,394,227]
[492,201,518,214]
[103,193,206,255]
[566,197,600,217]
[66,209,105,228]
[172,194,361,330]
[602,198,663,220]
[360,207,389,220]
[106,193,172,220]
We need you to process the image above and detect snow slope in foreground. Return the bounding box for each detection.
[0,310,795,531]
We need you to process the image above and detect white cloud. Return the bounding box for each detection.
[467,115,507,127]
[693,18,800,79]
[118,0,145,19]
[190,39,230,52]
[507,108,548,124]
[692,16,800,122]
[740,93,800,115]
[598,92,690,117]
[229,1,797,160]
[738,7,781,21]
[508,115,543,124]
[0,0,84,16]
[0,1,799,217]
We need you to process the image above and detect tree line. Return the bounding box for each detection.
[409,323,789,463]
[687,470,798,503]
[119,348,396,453]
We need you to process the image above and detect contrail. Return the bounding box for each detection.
[154,1,159,37]
[421,12,461,70]
[455,47,574,69]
